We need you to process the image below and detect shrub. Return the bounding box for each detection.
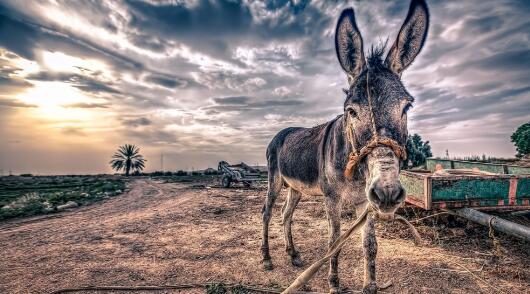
[511,122,530,158]
[405,133,433,168]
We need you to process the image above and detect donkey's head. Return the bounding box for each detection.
[336,0,429,215]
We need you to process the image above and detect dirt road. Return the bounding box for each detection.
[0,179,528,293]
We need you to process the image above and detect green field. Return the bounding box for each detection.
[0,175,126,220]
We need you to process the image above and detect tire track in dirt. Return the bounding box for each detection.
[0,179,164,234]
[0,179,201,293]
[0,179,192,233]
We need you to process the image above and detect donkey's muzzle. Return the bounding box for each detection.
[367,180,405,213]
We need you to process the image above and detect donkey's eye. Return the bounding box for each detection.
[402,103,413,116]
[346,107,357,118]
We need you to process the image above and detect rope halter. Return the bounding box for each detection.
[344,69,407,180]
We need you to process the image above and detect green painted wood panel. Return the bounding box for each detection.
[426,159,530,175]
[516,178,530,197]
[507,166,530,175]
[431,178,510,201]
[400,173,424,202]
[426,159,452,171]
[452,161,505,174]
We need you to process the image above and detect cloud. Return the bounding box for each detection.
[0,76,33,95]
[125,128,176,145]
[0,0,529,174]
[122,117,153,127]
[462,50,530,72]
[61,127,85,136]
[205,96,303,113]
[0,10,143,71]
[0,98,36,108]
[63,102,109,109]
[212,96,250,105]
[144,73,188,89]
[26,72,121,94]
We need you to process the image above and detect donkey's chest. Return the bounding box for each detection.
[282,175,324,196]
[282,172,365,200]
[320,167,367,205]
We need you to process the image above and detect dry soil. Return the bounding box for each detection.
[0,178,528,294]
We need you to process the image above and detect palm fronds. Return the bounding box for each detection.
[109,144,146,176]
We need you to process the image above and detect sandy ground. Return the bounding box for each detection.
[0,178,528,294]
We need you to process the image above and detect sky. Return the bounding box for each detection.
[0,0,529,175]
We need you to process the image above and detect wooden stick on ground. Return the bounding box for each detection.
[395,215,423,246]
[281,207,425,294]
[281,207,370,294]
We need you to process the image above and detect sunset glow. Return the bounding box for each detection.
[0,0,529,175]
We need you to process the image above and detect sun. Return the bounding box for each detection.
[19,81,90,107]
[17,81,100,121]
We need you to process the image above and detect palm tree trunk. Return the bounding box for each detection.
[125,159,131,176]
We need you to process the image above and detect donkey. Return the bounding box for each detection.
[261,1,429,293]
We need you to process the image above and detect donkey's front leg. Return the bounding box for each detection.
[362,213,377,294]
[325,196,341,293]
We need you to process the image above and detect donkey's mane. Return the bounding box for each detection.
[343,42,388,98]
[366,41,387,70]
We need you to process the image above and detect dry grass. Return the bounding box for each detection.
[0,178,528,294]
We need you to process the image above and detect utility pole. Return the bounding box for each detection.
[160,153,164,172]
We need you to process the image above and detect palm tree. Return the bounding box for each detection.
[109,144,146,176]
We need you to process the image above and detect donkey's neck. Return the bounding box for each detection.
[339,115,354,153]
[332,114,363,180]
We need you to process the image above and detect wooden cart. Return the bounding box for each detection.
[400,159,530,241]
[217,161,261,188]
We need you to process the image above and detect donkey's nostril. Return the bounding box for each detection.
[368,186,381,205]
[368,182,405,210]
[392,185,406,204]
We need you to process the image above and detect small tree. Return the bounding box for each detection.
[109,144,146,176]
[405,133,433,168]
[511,122,530,158]
[175,170,187,176]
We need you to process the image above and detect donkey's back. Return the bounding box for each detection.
[266,119,337,195]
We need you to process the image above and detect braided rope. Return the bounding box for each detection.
[344,70,407,180]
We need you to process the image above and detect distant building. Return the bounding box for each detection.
[203,167,219,175]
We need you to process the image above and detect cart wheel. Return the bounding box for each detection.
[243,181,251,188]
[222,176,232,188]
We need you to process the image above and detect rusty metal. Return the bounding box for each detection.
[450,208,530,242]
[218,161,262,188]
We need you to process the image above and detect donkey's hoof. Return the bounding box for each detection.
[362,282,377,294]
[329,287,340,294]
[291,256,304,267]
[263,259,274,271]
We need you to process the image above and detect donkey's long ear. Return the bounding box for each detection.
[335,8,365,83]
[385,0,429,75]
